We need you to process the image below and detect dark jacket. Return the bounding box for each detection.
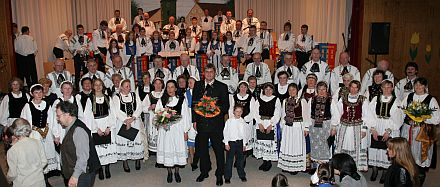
[384,163,413,187]
[191,80,229,133]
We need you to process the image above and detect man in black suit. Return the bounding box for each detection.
[192,63,229,186]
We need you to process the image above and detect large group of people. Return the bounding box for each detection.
[3,7,439,187]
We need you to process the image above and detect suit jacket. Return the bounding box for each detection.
[192,79,229,133]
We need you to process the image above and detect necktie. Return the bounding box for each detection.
[235,31,240,37]
[404,80,413,90]
[218,16,223,22]
[170,41,176,50]
[287,67,293,77]
[248,37,254,46]
[311,63,320,72]
[285,33,289,41]
[145,21,149,26]
[221,67,230,78]
[78,36,84,44]
[183,67,190,77]
[301,35,305,42]
[118,70,122,75]
[101,30,105,39]
[57,74,65,85]
[155,69,165,78]
[204,17,208,22]
[248,18,251,25]
[115,17,121,24]
[141,38,146,46]
[227,20,230,24]
[256,66,261,78]
[260,32,264,39]
[342,66,349,75]
[192,26,196,33]
[205,84,213,95]
[140,16,143,21]
[92,74,98,80]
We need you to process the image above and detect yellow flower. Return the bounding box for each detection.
[410,32,420,45]
[426,44,432,52]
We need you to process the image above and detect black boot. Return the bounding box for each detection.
[175,172,181,183]
[263,161,272,171]
[419,167,427,186]
[135,159,141,170]
[105,165,111,179]
[258,161,266,170]
[44,174,53,187]
[167,171,173,183]
[98,167,104,180]
[123,160,130,173]
[379,169,386,184]
[370,166,378,181]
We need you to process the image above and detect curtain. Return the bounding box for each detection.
[12,0,131,78]
[235,0,350,65]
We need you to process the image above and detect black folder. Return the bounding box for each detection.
[117,124,139,141]
[256,129,275,140]
[370,135,388,150]
[92,133,111,145]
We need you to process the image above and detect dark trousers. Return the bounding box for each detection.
[74,54,88,89]
[77,172,96,187]
[94,47,107,72]
[262,48,270,60]
[53,47,64,58]
[15,53,38,86]
[195,131,224,176]
[295,51,311,70]
[225,140,246,180]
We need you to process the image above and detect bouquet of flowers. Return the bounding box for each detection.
[402,101,437,125]
[153,108,182,131]
[194,95,221,118]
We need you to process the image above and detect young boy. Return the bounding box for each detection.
[223,105,247,183]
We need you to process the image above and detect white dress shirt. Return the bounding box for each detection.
[223,117,247,146]
[215,65,239,93]
[242,17,260,34]
[70,34,91,56]
[301,60,331,86]
[92,29,109,53]
[360,68,394,94]
[200,16,214,31]
[278,32,295,53]
[108,17,127,32]
[106,67,135,91]
[14,34,38,56]
[164,40,181,52]
[295,34,313,52]
[139,20,156,37]
[136,36,153,56]
[46,70,73,97]
[173,65,200,81]
[274,65,300,85]
[258,30,273,50]
[395,77,417,101]
[54,33,70,50]
[243,62,272,85]
[162,24,180,40]
[244,35,262,55]
[220,19,236,34]
[148,67,172,84]
[189,25,202,38]
[330,64,361,94]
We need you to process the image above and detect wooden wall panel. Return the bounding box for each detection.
[0,0,14,92]
[360,0,440,98]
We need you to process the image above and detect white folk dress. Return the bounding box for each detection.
[400,93,440,167]
[144,91,163,152]
[155,96,191,167]
[20,100,60,173]
[367,95,403,168]
[278,97,310,172]
[112,92,145,160]
[331,94,369,171]
[85,95,118,165]
[253,95,281,161]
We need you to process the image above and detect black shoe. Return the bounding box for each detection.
[225,179,231,184]
[258,161,266,170]
[379,171,386,184]
[240,177,247,182]
[175,172,181,183]
[105,165,111,179]
[370,167,378,181]
[216,176,223,186]
[135,160,141,170]
[290,171,298,175]
[155,163,161,168]
[263,161,272,172]
[191,164,198,171]
[123,161,130,173]
[98,167,104,180]
[167,172,173,183]
[196,174,208,182]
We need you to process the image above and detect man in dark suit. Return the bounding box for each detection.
[192,63,229,186]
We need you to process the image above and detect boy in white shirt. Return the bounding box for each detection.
[223,105,248,184]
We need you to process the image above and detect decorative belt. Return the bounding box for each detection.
[261,116,272,120]
[33,125,49,139]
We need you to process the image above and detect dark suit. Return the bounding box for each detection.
[192,79,229,177]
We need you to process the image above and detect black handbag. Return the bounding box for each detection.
[256,129,275,140]
[370,135,388,150]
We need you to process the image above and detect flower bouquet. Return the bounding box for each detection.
[402,101,437,125]
[153,108,182,131]
[194,95,221,118]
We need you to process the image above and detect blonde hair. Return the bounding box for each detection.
[387,137,419,186]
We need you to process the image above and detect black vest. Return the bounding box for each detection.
[92,95,110,118]
[29,101,50,128]
[8,92,28,118]
[138,85,151,101]
[375,95,396,118]
[118,93,137,116]
[233,94,252,117]
[258,96,277,117]
[79,92,92,111]
[311,96,332,120]
[169,96,185,115]
[274,84,289,103]
[148,92,160,105]
[43,93,58,107]
[60,119,100,179]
